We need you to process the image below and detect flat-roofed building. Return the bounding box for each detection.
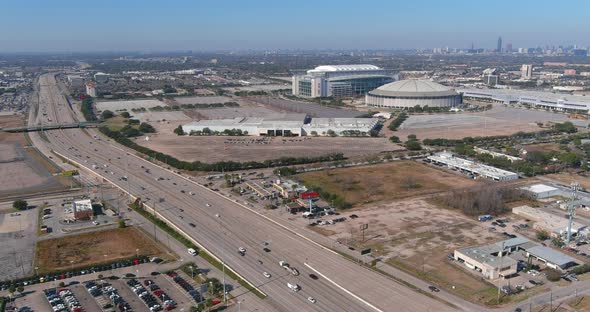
[525,246,577,270]
[72,199,94,220]
[520,184,561,199]
[427,151,518,181]
[454,244,518,279]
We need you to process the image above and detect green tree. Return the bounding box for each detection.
[16,285,23,295]
[327,129,337,137]
[101,110,114,119]
[559,152,581,167]
[118,219,126,228]
[536,230,549,241]
[552,236,565,248]
[173,125,185,136]
[310,131,318,136]
[389,136,400,143]
[405,140,422,151]
[545,268,562,282]
[120,111,131,118]
[12,200,28,211]
[139,122,156,133]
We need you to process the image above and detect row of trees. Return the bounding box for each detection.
[143,102,239,112]
[99,126,346,172]
[388,112,408,131]
[80,97,96,121]
[436,184,523,216]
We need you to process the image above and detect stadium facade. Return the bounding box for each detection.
[461,89,590,113]
[292,65,396,98]
[365,80,462,109]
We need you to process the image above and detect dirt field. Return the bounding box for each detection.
[35,227,165,273]
[137,133,397,162]
[396,105,573,140]
[523,143,563,153]
[0,115,70,196]
[296,161,480,207]
[318,198,512,305]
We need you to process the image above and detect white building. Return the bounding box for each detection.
[182,116,378,137]
[521,64,533,80]
[292,65,396,98]
[520,184,561,199]
[427,151,518,181]
[94,72,109,83]
[85,82,97,97]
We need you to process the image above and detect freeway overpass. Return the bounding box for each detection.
[0,121,99,133]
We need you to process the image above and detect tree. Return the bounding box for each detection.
[139,122,156,133]
[12,200,28,211]
[118,219,126,228]
[545,268,561,282]
[173,125,185,136]
[405,140,422,151]
[552,236,565,248]
[120,111,131,118]
[310,131,318,136]
[407,134,417,140]
[101,110,114,119]
[327,129,337,137]
[389,136,400,143]
[16,285,23,296]
[536,230,549,241]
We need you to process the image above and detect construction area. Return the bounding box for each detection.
[35,227,167,273]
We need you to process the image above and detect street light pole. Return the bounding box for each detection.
[215,213,227,304]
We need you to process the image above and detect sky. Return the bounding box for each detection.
[1,0,589,52]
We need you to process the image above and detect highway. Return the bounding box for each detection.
[30,73,457,312]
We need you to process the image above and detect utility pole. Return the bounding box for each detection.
[497,241,505,305]
[567,182,579,244]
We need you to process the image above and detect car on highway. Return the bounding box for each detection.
[206,203,211,207]
[263,247,271,253]
[187,248,197,256]
[287,282,300,292]
[309,274,318,280]
[92,221,100,226]
[263,272,271,278]
[238,247,246,253]
[189,223,196,228]
[307,297,316,304]
[290,268,299,276]
[428,286,440,292]
[279,261,289,269]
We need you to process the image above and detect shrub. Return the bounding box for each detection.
[101,110,114,119]
[120,111,131,118]
[13,199,28,211]
[545,268,561,282]
[536,230,550,241]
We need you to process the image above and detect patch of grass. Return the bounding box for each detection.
[35,227,164,273]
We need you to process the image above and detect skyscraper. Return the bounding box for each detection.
[497,36,503,53]
[506,43,512,53]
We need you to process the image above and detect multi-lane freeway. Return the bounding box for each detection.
[30,73,457,312]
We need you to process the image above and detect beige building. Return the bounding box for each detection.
[454,237,527,279]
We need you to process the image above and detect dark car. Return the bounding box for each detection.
[309,274,318,280]
[428,286,440,292]
[189,223,196,227]
[350,214,359,219]
[263,248,271,253]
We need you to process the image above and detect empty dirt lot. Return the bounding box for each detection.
[137,133,397,162]
[320,198,521,305]
[36,227,166,273]
[296,161,480,207]
[0,115,70,197]
[396,105,574,140]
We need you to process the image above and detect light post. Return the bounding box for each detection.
[70,260,74,272]
[215,213,227,305]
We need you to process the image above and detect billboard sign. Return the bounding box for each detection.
[301,191,319,199]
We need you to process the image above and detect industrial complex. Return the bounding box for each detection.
[461,88,590,113]
[365,80,463,109]
[426,151,519,181]
[181,115,380,137]
[291,64,396,98]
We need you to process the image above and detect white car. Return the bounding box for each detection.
[287,282,300,292]
[307,297,316,304]
[238,247,246,253]
[92,221,100,226]
[263,272,271,278]
[206,203,211,207]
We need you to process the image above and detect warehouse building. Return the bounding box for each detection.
[365,80,462,109]
[461,88,590,113]
[512,205,589,237]
[182,116,379,137]
[455,236,578,279]
[520,184,561,199]
[427,151,518,181]
[292,64,396,98]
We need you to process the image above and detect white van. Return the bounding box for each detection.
[302,212,313,218]
[187,248,197,256]
[287,282,300,292]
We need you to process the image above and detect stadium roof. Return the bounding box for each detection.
[308,64,382,73]
[368,80,458,97]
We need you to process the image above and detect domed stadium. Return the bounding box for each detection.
[365,80,462,108]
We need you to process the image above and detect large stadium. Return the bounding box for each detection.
[365,80,462,109]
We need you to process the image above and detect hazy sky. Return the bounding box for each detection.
[1,0,588,52]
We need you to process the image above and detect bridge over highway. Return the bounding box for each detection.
[0,122,99,133]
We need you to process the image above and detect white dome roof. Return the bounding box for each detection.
[369,80,458,97]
